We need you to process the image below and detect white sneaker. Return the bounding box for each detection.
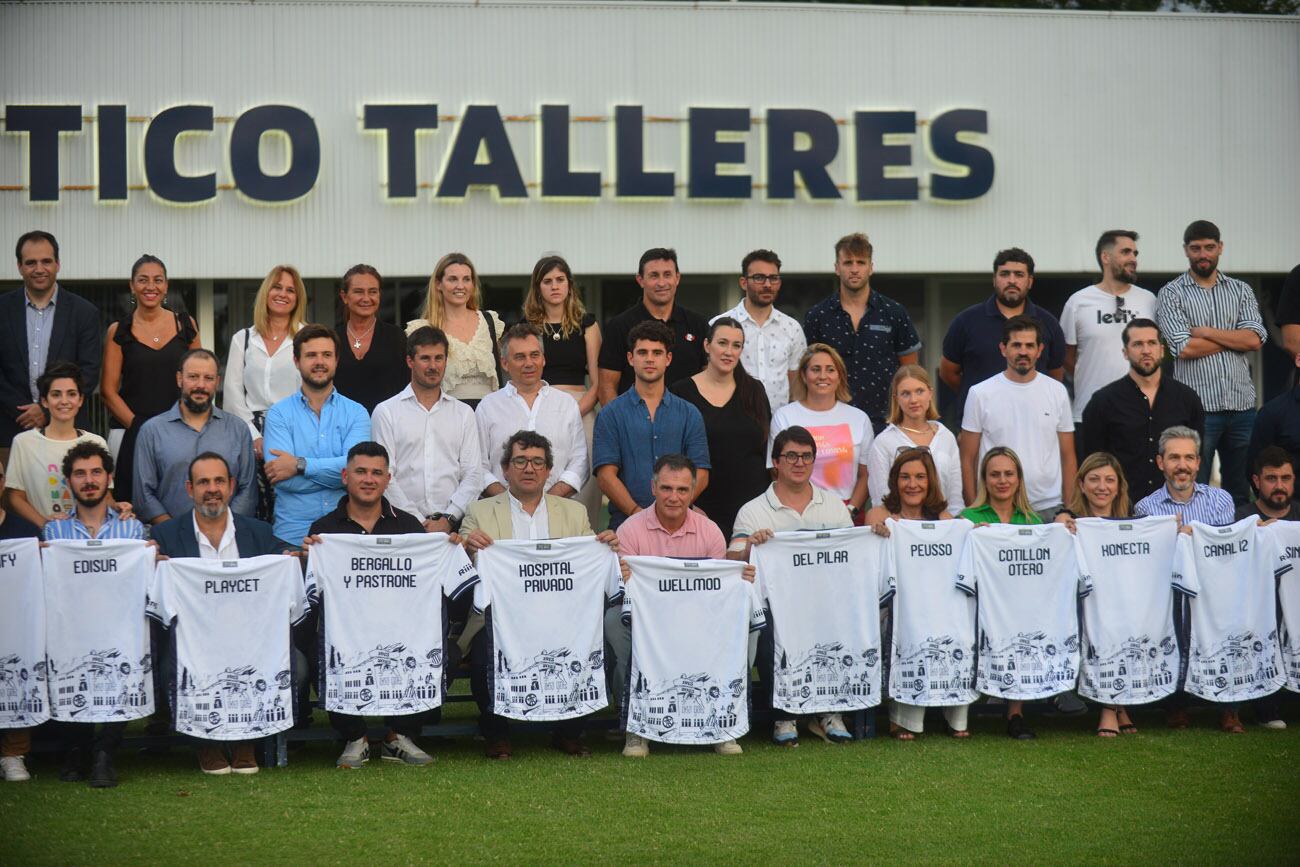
[336,737,370,768]
[1261,719,1288,731]
[809,713,853,744]
[1,756,31,782]
[381,733,433,766]
[772,720,799,747]
[713,738,743,756]
[622,733,649,758]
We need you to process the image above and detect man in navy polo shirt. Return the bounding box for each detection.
[940,247,1066,421]
[803,233,920,430]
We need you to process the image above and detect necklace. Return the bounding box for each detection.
[545,321,563,341]
[347,318,376,350]
[899,424,929,434]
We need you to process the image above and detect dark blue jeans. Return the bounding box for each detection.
[1199,409,1255,506]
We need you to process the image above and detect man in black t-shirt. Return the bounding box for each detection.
[596,248,708,404]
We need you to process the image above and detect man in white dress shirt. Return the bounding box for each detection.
[370,326,481,533]
[475,323,586,499]
[711,249,807,411]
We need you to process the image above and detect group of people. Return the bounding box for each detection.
[1,223,1297,784]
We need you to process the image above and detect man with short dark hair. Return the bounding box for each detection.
[940,248,1066,421]
[263,325,370,546]
[803,233,921,429]
[592,320,709,530]
[1156,220,1266,506]
[0,231,102,459]
[134,349,256,525]
[1246,351,1300,503]
[1236,447,1299,523]
[596,248,709,404]
[1060,230,1158,424]
[151,452,294,775]
[713,249,807,410]
[306,441,437,768]
[1134,426,1234,525]
[1079,319,1205,500]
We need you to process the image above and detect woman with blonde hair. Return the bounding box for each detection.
[866,364,964,513]
[767,344,872,524]
[405,252,503,408]
[522,254,602,523]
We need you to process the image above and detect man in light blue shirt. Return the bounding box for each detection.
[263,325,370,546]
[1133,425,1234,526]
[133,349,256,524]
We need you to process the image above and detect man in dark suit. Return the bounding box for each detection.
[1,231,103,458]
[152,451,295,776]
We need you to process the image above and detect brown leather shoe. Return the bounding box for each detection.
[1166,708,1191,730]
[199,746,231,775]
[230,742,259,774]
[1219,710,1246,734]
[551,734,591,757]
[484,739,512,760]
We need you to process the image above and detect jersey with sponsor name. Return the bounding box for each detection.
[955,523,1089,700]
[751,527,892,713]
[1269,521,1300,693]
[1074,516,1180,705]
[306,533,478,716]
[622,556,764,745]
[474,537,622,721]
[148,555,308,740]
[0,538,49,727]
[43,539,155,722]
[1174,518,1286,703]
[885,518,977,707]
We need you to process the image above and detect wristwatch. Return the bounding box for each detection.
[295,456,307,475]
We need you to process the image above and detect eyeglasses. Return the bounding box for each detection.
[745,274,782,285]
[1115,294,1126,315]
[895,445,931,457]
[779,451,815,465]
[509,456,548,469]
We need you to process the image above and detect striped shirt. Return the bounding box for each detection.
[1155,271,1265,412]
[1133,482,1234,526]
[42,509,146,541]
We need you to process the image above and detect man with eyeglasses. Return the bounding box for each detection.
[729,425,852,747]
[804,233,920,430]
[712,249,807,411]
[1059,230,1157,427]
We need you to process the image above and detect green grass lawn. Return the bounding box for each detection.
[4,702,1297,865]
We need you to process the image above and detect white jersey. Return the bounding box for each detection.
[1174,518,1286,703]
[147,555,309,741]
[622,556,764,745]
[751,527,892,713]
[474,537,622,721]
[955,523,1089,700]
[43,539,155,722]
[1270,521,1300,693]
[306,533,478,716]
[1074,517,1180,705]
[885,519,977,707]
[0,539,49,727]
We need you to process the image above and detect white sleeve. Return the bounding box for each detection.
[960,385,985,434]
[449,414,485,520]
[476,405,501,492]
[955,530,978,596]
[221,330,259,439]
[878,536,896,605]
[1071,534,1093,599]
[370,403,419,517]
[304,546,322,607]
[146,561,172,625]
[856,415,875,466]
[788,325,808,372]
[1172,533,1198,597]
[747,576,767,631]
[865,436,890,508]
[1059,295,1079,346]
[766,405,790,469]
[287,560,310,626]
[1055,385,1075,434]
[937,429,965,513]
[556,397,588,493]
[604,549,624,604]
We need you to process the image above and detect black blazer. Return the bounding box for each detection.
[152,509,294,559]
[0,286,103,446]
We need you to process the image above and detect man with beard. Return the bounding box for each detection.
[1156,220,1266,506]
[134,349,256,525]
[263,325,370,547]
[941,248,1066,422]
[804,234,920,430]
[1060,231,1158,426]
[151,452,294,774]
[1247,352,1300,501]
[712,250,806,412]
[959,315,1076,520]
[44,441,146,787]
[1078,320,1205,501]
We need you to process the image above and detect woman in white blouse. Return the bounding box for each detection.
[405,253,503,409]
[866,364,964,514]
[223,265,308,460]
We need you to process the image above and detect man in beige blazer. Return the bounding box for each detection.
[460,429,618,760]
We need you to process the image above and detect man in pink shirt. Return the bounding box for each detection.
[616,454,726,559]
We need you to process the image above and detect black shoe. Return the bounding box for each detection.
[88,750,118,788]
[1007,714,1037,740]
[59,748,86,782]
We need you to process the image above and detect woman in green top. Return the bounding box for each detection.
[958,447,1041,526]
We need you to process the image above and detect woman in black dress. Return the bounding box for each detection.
[333,263,410,414]
[100,254,201,502]
[670,316,771,541]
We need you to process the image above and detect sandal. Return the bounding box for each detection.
[1098,706,1120,738]
[1096,727,1119,738]
[949,728,970,739]
[889,724,916,741]
[1117,708,1137,735]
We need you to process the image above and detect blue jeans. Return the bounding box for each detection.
[1199,409,1255,506]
